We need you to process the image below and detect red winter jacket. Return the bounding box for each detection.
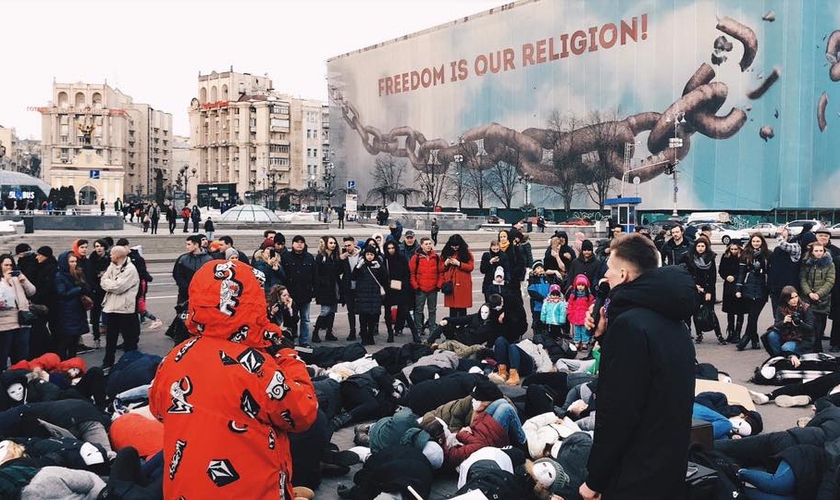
[567,274,594,326]
[410,249,444,293]
[444,410,509,468]
[150,260,318,500]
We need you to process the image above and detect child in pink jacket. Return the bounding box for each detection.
[567,274,594,350]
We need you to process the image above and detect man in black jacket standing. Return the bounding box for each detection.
[282,235,316,347]
[172,235,212,304]
[660,224,691,266]
[580,234,697,500]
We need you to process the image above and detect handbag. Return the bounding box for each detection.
[389,279,402,290]
[29,304,49,317]
[441,281,454,295]
[18,309,35,326]
[80,295,94,311]
[695,301,715,332]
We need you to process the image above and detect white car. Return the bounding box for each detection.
[829,223,840,238]
[784,219,825,236]
[749,223,779,238]
[704,223,751,245]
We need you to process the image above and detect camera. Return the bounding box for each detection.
[791,311,802,326]
[10,270,20,277]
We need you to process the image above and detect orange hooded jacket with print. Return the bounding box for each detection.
[150,260,318,499]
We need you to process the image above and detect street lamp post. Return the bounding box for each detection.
[266,168,281,211]
[323,162,336,210]
[517,173,532,212]
[453,153,464,211]
[667,111,685,217]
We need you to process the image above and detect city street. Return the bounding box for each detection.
[60,233,815,500]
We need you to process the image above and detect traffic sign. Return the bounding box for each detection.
[89,170,101,179]
[347,180,356,190]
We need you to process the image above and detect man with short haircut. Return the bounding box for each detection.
[340,236,361,340]
[400,230,419,262]
[148,201,161,234]
[217,236,250,266]
[100,246,142,368]
[281,235,316,347]
[172,235,213,304]
[410,237,443,335]
[660,224,691,266]
[580,234,697,500]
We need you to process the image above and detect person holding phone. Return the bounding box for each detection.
[254,247,286,297]
[0,255,35,368]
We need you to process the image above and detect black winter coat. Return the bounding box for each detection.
[281,250,316,303]
[719,254,748,314]
[54,252,90,338]
[567,255,601,290]
[681,250,718,302]
[383,255,413,307]
[661,238,691,266]
[314,253,342,305]
[586,265,697,499]
[444,311,501,346]
[21,399,110,430]
[768,246,801,297]
[352,259,388,315]
[405,372,480,416]
[479,251,509,292]
[738,251,770,302]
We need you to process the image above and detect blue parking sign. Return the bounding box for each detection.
[89,170,101,179]
[347,180,356,190]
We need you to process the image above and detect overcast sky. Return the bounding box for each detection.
[1,0,504,140]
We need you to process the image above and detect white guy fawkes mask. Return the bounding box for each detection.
[6,383,24,402]
[729,417,753,437]
[479,305,491,321]
[80,442,105,465]
[532,460,557,488]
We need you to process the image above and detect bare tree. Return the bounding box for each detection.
[396,187,422,207]
[447,161,468,211]
[579,110,622,210]
[486,159,520,209]
[456,141,491,209]
[546,111,586,211]
[369,155,409,205]
[415,151,448,209]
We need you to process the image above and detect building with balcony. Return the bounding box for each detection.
[188,69,329,209]
[38,82,172,204]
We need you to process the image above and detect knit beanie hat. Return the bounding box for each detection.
[472,379,503,402]
[743,410,763,435]
[533,457,570,494]
[532,260,544,271]
[549,284,562,295]
[494,266,505,279]
[14,244,30,255]
[581,240,594,252]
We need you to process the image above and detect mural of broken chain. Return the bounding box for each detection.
[819,30,840,132]
[330,15,786,189]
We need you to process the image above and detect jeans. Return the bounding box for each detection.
[414,291,438,332]
[485,400,526,444]
[318,304,337,318]
[168,220,177,234]
[740,460,795,499]
[764,330,801,357]
[70,420,113,454]
[205,231,214,240]
[573,325,590,343]
[116,384,151,403]
[298,301,312,345]
[493,337,535,375]
[150,219,159,234]
[345,291,357,334]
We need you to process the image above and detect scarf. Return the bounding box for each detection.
[693,254,713,271]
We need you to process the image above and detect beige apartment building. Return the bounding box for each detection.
[38,82,172,205]
[188,69,330,208]
[0,126,18,171]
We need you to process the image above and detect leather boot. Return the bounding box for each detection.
[412,329,422,343]
[387,331,394,343]
[347,331,357,341]
[325,314,338,341]
[724,325,736,343]
[506,368,521,386]
[311,317,323,343]
[497,364,508,382]
[736,333,751,351]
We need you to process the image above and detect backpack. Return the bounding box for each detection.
[686,444,744,499]
[453,469,525,500]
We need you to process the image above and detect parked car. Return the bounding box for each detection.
[748,222,779,238]
[784,219,825,236]
[829,223,840,238]
[486,215,502,224]
[702,223,750,245]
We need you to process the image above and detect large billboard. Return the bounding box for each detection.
[328,0,840,211]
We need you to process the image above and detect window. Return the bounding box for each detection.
[60,135,68,144]
[249,118,257,127]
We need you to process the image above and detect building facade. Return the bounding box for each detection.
[188,69,330,209]
[0,126,18,171]
[38,82,172,205]
[328,0,840,212]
